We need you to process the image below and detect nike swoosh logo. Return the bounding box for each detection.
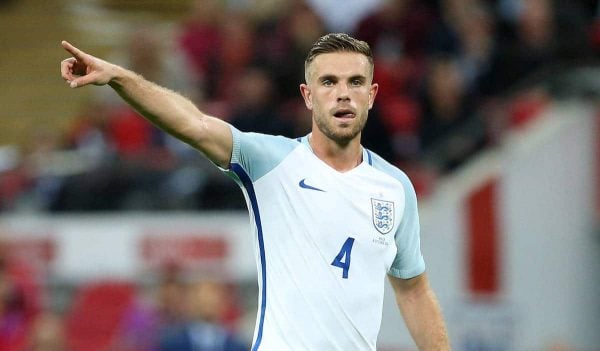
[299,178,325,192]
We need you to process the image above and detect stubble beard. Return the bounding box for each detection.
[314,110,368,145]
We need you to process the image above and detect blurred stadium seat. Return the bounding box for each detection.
[65,280,136,351]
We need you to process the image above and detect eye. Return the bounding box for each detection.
[322,79,334,87]
[351,79,363,86]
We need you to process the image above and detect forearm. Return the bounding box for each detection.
[107,66,208,148]
[61,40,232,166]
[398,286,449,350]
[391,274,450,350]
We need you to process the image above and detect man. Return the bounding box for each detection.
[159,280,247,351]
[61,33,450,350]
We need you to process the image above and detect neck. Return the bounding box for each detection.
[309,132,363,172]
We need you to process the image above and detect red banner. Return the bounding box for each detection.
[140,233,228,268]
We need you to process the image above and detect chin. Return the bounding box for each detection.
[327,129,362,144]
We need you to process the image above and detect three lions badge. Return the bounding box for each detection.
[371,199,394,235]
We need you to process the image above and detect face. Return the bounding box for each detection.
[186,281,226,322]
[300,52,378,145]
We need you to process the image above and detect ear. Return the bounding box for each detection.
[300,83,313,110]
[368,83,379,110]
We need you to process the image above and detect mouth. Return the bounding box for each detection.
[333,109,356,119]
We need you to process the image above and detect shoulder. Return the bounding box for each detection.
[228,126,304,182]
[224,332,248,351]
[230,126,299,147]
[230,127,301,158]
[158,325,191,349]
[366,150,415,192]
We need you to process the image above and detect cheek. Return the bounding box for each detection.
[354,93,370,107]
[311,93,328,110]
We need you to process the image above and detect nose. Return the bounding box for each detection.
[336,84,350,102]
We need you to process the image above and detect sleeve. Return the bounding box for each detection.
[221,125,298,183]
[388,176,426,279]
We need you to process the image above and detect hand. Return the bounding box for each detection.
[60,41,115,88]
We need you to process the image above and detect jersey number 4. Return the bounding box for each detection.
[331,237,355,279]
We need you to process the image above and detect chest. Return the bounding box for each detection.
[254,150,405,254]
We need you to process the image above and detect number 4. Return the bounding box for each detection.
[331,237,355,279]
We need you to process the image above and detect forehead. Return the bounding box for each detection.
[308,52,372,79]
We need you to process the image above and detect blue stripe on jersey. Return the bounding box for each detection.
[366,149,373,165]
[231,163,267,350]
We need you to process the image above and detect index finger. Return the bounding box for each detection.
[61,40,87,60]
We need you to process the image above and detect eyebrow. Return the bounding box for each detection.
[349,75,367,82]
[317,74,367,83]
[318,74,337,82]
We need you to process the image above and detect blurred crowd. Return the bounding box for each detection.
[0,246,250,351]
[1,0,599,212]
[1,2,597,349]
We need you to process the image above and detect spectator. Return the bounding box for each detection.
[0,148,31,212]
[418,55,485,172]
[63,101,113,166]
[0,247,36,351]
[96,27,200,107]
[215,12,256,102]
[487,0,592,94]
[227,67,294,137]
[356,0,437,62]
[106,267,187,351]
[24,312,68,351]
[159,280,247,351]
[255,0,325,101]
[177,0,226,101]
[428,0,498,97]
[0,127,79,212]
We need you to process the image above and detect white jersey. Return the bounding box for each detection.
[222,126,425,351]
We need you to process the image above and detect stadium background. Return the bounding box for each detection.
[0,0,599,350]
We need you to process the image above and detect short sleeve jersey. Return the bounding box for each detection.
[222,126,425,351]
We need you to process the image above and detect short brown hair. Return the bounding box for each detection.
[304,33,374,82]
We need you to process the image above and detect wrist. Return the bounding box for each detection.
[107,64,133,88]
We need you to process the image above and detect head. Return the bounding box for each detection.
[236,67,274,109]
[425,54,465,118]
[185,280,227,323]
[26,312,67,351]
[300,33,378,145]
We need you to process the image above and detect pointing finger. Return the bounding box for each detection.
[61,40,87,61]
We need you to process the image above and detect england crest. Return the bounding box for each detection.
[371,198,394,234]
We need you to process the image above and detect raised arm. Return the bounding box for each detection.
[388,273,451,350]
[60,40,232,168]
